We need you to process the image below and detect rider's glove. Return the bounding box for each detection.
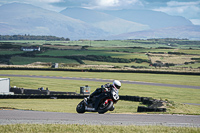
[101,85,105,88]
[104,88,108,91]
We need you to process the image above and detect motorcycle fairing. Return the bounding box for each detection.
[86,92,111,111]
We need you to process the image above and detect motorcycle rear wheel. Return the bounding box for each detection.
[98,100,113,114]
[76,100,85,113]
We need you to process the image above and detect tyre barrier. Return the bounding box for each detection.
[120,95,141,102]
[137,106,166,112]
[120,95,166,112]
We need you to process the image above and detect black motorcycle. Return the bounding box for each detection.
[76,88,119,114]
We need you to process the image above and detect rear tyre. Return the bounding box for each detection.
[98,100,113,114]
[76,100,85,113]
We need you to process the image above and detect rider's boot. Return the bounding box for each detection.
[84,96,92,104]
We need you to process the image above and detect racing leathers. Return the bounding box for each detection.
[85,83,117,103]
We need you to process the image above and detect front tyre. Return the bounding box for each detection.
[76,100,85,113]
[98,100,113,114]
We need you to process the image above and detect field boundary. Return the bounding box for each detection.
[0,67,200,75]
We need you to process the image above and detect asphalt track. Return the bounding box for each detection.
[0,110,200,127]
[0,74,200,89]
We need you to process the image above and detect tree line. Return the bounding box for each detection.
[0,35,70,41]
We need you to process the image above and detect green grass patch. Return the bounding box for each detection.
[83,60,150,67]
[0,99,78,113]
[177,49,200,55]
[0,50,24,55]
[0,99,200,115]
[10,56,79,65]
[88,47,174,53]
[38,49,149,60]
[1,70,199,86]
[0,99,140,113]
[0,124,199,133]
[38,50,121,57]
[173,62,200,69]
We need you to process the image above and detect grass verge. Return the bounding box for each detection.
[0,99,200,115]
[0,124,199,133]
[1,70,200,86]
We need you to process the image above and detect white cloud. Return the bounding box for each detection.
[30,0,65,11]
[154,1,200,13]
[85,0,143,9]
[153,1,200,25]
[97,0,119,7]
[37,0,63,2]
[167,1,200,7]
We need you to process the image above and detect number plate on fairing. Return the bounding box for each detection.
[112,90,119,100]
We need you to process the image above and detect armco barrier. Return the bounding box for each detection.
[0,94,85,99]
[10,87,78,95]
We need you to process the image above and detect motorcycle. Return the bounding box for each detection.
[76,88,119,114]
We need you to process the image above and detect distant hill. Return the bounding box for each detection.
[0,2,199,40]
[111,25,200,40]
[0,3,106,40]
[60,7,150,35]
[103,9,193,29]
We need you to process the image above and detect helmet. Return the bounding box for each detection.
[113,80,121,89]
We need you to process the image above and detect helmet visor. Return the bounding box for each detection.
[115,84,121,89]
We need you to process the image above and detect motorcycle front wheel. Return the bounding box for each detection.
[76,100,85,113]
[98,100,113,114]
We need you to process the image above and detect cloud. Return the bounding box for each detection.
[154,1,200,14]
[167,1,200,7]
[37,0,63,3]
[153,1,200,25]
[85,0,144,10]
[97,0,119,7]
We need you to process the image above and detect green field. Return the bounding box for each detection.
[0,99,141,113]
[10,56,79,65]
[1,70,199,86]
[0,50,24,55]
[83,60,150,67]
[88,47,175,53]
[1,39,200,71]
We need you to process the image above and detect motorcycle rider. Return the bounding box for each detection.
[84,80,121,104]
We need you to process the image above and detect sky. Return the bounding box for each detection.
[0,0,200,25]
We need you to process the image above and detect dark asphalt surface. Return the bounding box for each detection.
[1,74,200,89]
[0,110,200,127]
